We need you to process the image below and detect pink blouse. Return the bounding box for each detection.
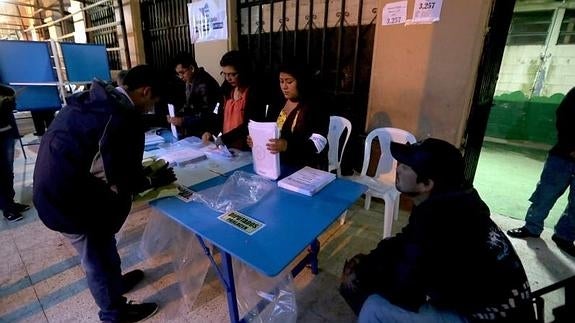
[222,89,248,134]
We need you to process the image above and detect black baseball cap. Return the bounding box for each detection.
[390,138,465,189]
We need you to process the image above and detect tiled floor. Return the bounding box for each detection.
[1,137,574,322]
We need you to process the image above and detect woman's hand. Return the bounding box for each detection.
[266,138,287,154]
[201,132,212,144]
[166,115,184,127]
[246,135,253,148]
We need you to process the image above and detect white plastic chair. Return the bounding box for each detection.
[347,127,416,238]
[327,116,352,177]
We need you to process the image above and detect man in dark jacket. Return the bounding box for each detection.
[0,84,30,222]
[340,138,531,322]
[33,65,176,322]
[168,53,222,138]
[507,87,575,256]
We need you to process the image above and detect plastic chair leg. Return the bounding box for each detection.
[339,210,348,225]
[382,195,396,238]
[393,194,400,220]
[364,193,372,210]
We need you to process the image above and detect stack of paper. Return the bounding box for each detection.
[277,166,336,196]
[145,133,165,146]
[248,120,280,180]
[157,148,206,166]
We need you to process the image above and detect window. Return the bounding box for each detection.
[558,9,575,45]
[506,11,554,46]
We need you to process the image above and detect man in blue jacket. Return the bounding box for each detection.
[340,138,531,322]
[33,65,176,322]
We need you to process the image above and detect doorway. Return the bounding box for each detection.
[472,0,575,225]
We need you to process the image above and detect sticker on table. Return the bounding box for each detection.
[176,185,195,202]
[218,211,265,235]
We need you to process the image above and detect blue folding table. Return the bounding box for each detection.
[150,165,366,322]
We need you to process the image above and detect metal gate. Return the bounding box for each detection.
[140,0,195,71]
[237,0,377,129]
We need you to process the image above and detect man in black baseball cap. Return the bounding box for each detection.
[340,138,531,322]
[390,138,465,196]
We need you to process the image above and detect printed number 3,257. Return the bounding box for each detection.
[419,2,435,10]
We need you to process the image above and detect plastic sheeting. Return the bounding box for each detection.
[191,170,275,213]
[234,259,297,323]
[140,207,297,322]
[139,210,210,319]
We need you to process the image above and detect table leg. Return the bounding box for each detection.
[291,238,321,276]
[309,238,320,274]
[221,251,241,323]
[195,235,241,323]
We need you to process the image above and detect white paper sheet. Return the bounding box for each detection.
[382,1,407,26]
[248,120,280,180]
[168,104,178,140]
[410,0,443,24]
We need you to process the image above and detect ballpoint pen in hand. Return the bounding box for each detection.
[212,132,223,148]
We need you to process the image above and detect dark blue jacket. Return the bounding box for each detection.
[33,81,148,234]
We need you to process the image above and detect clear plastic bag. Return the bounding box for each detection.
[139,211,210,319]
[191,170,275,213]
[234,260,298,323]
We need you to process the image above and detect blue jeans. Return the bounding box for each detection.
[0,132,15,211]
[62,232,126,321]
[524,154,575,241]
[358,294,468,323]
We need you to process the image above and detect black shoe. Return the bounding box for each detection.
[121,269,144,294]
[116,301,158,323]
[507,227,540,239]
[552,234,575,257]
[13,203,30,213]
[3,210,24,222]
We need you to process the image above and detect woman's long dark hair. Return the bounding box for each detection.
[220,50,252,98]
[278,58,315,104]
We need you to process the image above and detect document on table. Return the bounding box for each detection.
[277,166,336,196]
[157,148,206,166]
[168,104,178,140]
[144,132,165,146]
[248,120,280,180]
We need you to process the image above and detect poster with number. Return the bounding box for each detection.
[188,0,228,43]
[411,0,443,24]
[382,1,407,26]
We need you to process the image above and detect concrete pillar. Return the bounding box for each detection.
[366,0,493,145]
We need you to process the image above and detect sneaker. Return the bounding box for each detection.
[117,301,158,323]
[121,270,144,294]
[3,210,24,222]
[507,227,540,239]
[552,234,575,257]
[13,203,30,213]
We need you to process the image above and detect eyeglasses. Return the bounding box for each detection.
[220,71,239,78]
[176,68,189,76]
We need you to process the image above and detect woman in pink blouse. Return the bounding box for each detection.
[202,50,268,150]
